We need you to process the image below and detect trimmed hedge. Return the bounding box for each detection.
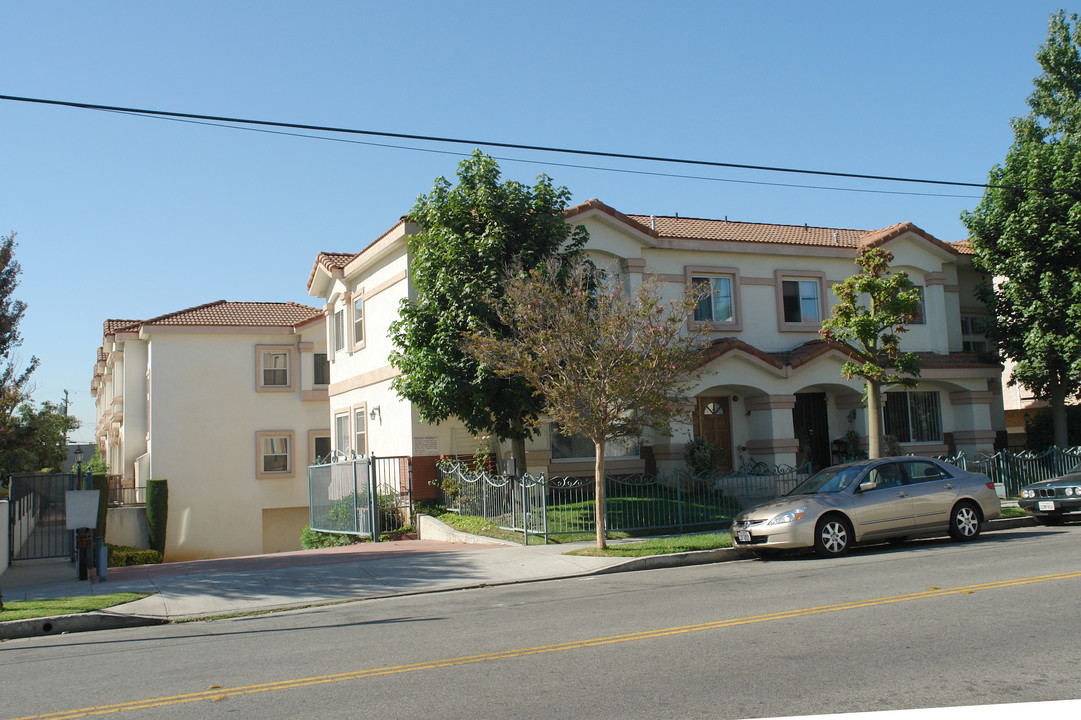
[92,473,109,538]
[107,544,163,567]
[146,478,168,556]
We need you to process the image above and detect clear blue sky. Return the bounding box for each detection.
[0,1,1069,441]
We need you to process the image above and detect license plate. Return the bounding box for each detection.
[737,530,751,543]
[1038,500,1056,512]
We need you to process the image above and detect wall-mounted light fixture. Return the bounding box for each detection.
[369,406,381,422]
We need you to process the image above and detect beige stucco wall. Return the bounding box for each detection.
[143,321,328,561]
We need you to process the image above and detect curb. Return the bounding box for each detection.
[0,514,1040,641]
[0,611,165,641]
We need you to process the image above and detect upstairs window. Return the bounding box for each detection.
[256,431,295,478]
[333,309,345,352]
[314,353,330,386]
[256,346,293,391]
[782,279,820,324]
[692,276,734,324]
[353,295,365,347]
[908,286,925,324]
[354,407,368,457]
[334,412,350,457]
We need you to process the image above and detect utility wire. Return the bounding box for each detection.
[0,92,1041,195]
[99,107,981,200]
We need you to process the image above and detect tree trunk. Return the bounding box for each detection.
[1050,384,1069,449]
[594,439,607,550]
[510,435,527,477]
[866,380,882,459]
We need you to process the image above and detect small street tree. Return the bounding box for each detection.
[389,152,587,472]
[0,232,39,432]
[820,247,922,459]
[962,10,1081,448]
[0,400,79,474]
[466,262,709,549]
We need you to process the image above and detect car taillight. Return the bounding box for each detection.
[986,482,995,491]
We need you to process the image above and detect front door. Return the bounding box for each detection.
[695,397,733,471]
[793,393,830,471]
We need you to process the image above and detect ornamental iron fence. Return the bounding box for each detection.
[938,445,1081,498]
[436,461,811,544]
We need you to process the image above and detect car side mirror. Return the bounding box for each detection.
[858,481,877,493]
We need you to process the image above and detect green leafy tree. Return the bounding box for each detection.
[466,262,709,549]
[0,400,80,474]
[0,232,39,428]
[962,10,1081,448]
[820,247,922,459]
[389,151,587,472]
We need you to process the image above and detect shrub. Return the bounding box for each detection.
[684,437,725,476]
[107,544,163,566]
[300,526,360,549]
[146,479,168,555]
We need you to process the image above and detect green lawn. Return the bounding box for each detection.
[0,593,149,622]
[568,532,733,557]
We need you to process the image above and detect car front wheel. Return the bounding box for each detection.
[949,502,982,541]
[814,516,852,557]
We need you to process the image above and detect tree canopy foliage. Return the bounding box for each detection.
[0,400,79,475]
[961,10,1081,446]
[389,152,587,470]
[820,247,922,459]
[0,232,39,427]
[466,262,709,549]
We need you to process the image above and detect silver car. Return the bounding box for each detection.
[731,457,1001,557]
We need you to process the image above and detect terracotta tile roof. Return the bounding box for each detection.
[695,338,998,372]
[138,300,323,329]
[565,199,959,254]
[951,240,975,255]
[306,217,410,291]
[104,319,140,336]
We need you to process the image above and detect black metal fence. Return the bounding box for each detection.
[7,472,78,561]
[437,461,810,543]
[939,446,1081,498]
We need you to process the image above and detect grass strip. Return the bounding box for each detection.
[0,593,149,622]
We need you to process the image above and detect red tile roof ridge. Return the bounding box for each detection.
[133,300,323,329]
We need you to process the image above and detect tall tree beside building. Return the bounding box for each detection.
[389,152,587,472]
[0,232,39,428]
[820,247,922,459]
[962,10,1081,448]
[466,262,709,549]
[0,401,79,474]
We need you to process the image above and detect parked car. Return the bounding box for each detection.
[731,457,1001,557]
[1018,469,1081,525]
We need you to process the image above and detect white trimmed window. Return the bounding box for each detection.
[256,431,294,478]
[334,412,350,457]
[352,295,365,348]
[354,407,367,457]
[333,309,345,352]
[256,345,293,392]
[909,286,925,324]
[314,353,330,386]
[782,279,820,324]
[692,276,734,323]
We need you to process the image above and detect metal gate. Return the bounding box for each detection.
[7,472,78,562]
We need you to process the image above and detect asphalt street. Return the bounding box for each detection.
[1,525,1079,720]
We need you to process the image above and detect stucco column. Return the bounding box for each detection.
[743,395,799,468]
[949,390,997,456]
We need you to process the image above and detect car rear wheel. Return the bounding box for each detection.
[814,516,852,557]
[949,502,982,541]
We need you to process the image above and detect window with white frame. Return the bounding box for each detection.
[883,391,942,443]
[960,315,988,352]
[256,431,294,478]
[354,407,367,457]
[256,345,293,391]
[333,309,345,352]
[353,295,364,347]
[692,276,734,324]
[334,412,350,456]
[781,279,821,324]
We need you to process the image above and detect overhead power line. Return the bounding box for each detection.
[0,93,1050,196]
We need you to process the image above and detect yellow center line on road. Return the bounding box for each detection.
[11,569,1081,720]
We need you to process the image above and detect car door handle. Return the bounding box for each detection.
[897,491,909,498]
[944,484,954,490]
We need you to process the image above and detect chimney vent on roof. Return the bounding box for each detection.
[650,215,656,231]
[804,223,808,230]
[833,231,839,244]
[675,212,679,219]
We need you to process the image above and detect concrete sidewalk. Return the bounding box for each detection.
[0,513,1036,641]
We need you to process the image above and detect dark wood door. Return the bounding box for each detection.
[793,393,830,471]
[695,397,733,471]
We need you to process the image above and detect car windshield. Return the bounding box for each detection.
[788,465,865,495]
